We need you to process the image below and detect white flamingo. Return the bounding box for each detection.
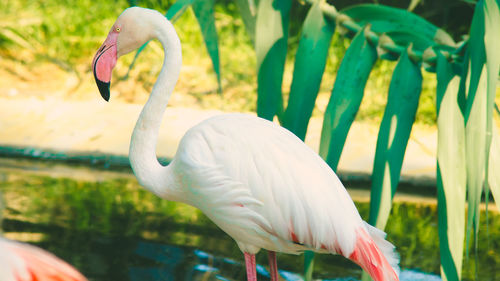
[92,7,400,281]
[0,237,87,281]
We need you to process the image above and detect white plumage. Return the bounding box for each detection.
[92,7,400,281]
[173,114,362,255]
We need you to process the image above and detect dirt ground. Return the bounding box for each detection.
[0,56,336,118]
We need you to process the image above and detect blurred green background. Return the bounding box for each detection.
[0,0,486,125]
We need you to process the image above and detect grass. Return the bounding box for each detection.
[0,0,453,125]
[0,173,207,236]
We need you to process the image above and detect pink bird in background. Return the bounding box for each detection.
[92,7,400,281]
[0,237,87,281]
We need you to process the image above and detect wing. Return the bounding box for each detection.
[173,114,364,255]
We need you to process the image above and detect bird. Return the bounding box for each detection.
[0,237,88,281]
[92,7,400,281]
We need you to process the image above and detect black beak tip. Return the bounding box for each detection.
[96,79,110,102]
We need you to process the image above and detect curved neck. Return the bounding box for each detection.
[129,18,182,199]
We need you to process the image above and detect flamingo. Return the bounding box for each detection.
[0,237,87,281]
[92,7,400,281]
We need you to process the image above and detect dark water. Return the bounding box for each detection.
[0,218,442,281]
[0,160,498,280]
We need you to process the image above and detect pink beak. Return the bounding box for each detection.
[92,31,118,101]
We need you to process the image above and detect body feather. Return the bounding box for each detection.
[174,115,366,255]
[171,114,400,280]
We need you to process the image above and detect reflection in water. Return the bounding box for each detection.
[130,241,184,280]
[130,241,440,281]
[0,164,498,280]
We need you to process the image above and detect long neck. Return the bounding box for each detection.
[129,18,182,200]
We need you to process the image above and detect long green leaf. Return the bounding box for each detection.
[192,0,222,92]
[341,4,455,47]
[284,3,335,277]
[368,49,422,229]
[166,0,194,22]
[126,0,193,77]
[436,53,466,281]
[464,1,487,121]
[303,250,315,281]
[282,1,335,140]
[383,30,435,53]
[255,0,292,121]
[0,27,34,49]
[483,0,500,213]
[319,27,377,171]
[464,0,488,250]
[489,126,500,211]
[235,0,258,45]
[465,66,488,251]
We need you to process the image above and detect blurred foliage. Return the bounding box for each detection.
[0,0,453,125]
[0,175,202,234]
[0,0,128,64]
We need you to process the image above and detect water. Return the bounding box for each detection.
[0,158,498,280]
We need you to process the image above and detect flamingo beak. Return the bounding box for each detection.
[92,33,118,101]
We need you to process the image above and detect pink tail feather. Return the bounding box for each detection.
[3,238,87,281]
[348,226,400,281]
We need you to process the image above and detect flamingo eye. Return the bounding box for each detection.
[116,27,121,32]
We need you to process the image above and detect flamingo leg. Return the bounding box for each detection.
[268,251,279,281]
[244,252,257,281]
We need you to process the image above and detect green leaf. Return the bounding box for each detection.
[489,126,500,211]
[464,1,487,121]
[383,30,435,53]
[125,0,193,78]
[483,0,500,213]
[282,1,335,140]
[235,0,258,45]
[303,250,315,281]
[341,4,455,48]
[319,27,377,171]
[0,27,34,49]
[192,0,222,92]
[407,0,422,11]
[166,0,195,22]
[255,0,292,121]
[368,49,422,230]
[463,0,488,250]
[435,53,466,281]
[465,65,488,252]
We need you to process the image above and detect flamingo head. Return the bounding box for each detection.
[92,7,162,101]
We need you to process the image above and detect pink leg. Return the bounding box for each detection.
[268,251,279,281]
[244,252,257,281]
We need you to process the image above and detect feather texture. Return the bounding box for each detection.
[173,114,367,256]
[349,225,400,281]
